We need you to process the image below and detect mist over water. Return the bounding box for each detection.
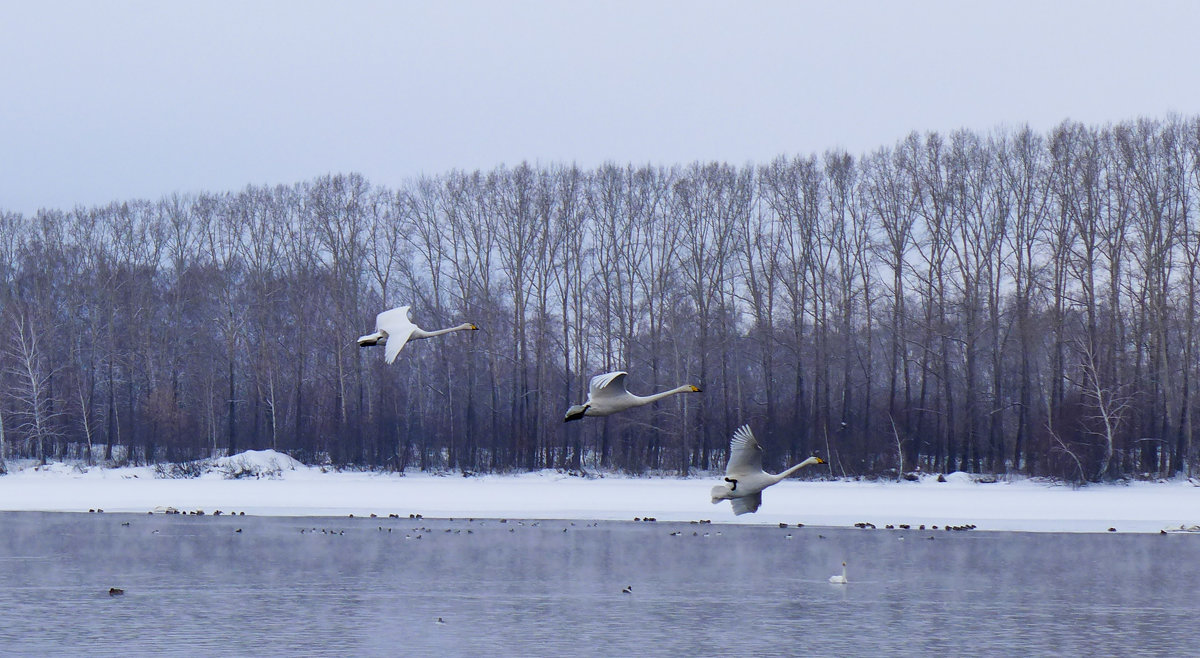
[1,512,1196,656]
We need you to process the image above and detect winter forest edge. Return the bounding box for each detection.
[2,116,1199,483]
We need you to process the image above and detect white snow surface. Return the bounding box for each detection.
[2,450,1199,533]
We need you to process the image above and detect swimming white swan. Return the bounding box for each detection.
[563,371,700,422]
[710,425,825,515]
[829,562,848,584]
[357,305,478,364]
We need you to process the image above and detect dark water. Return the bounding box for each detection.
[1,512,1197,656]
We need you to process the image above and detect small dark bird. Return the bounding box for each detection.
[622,585,632,594]
[108,587,124,596]
[436,617,446,625]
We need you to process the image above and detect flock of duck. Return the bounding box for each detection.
[359,305,828,517]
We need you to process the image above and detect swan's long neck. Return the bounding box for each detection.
[639,384,700,405]
[772,456,823,483]
[413,323,476,339]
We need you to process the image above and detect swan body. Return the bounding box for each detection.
[357,305,478,364]
[829,562,848,584]
[710,425,825,515]
[564,371,700,422]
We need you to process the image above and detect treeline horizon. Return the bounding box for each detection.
[2,115,1199,481]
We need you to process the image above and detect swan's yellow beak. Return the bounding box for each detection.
[469,324,479,330]
[690,385,701,392]
[815,457,826,464]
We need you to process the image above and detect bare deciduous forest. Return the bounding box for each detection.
[2,117,1199,481]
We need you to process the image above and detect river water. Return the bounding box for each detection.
[1,512,1196,656]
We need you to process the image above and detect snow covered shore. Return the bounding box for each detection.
[2,450,1198,533]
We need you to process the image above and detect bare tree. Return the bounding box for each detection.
[1071,337,1131,480]
[1180,116,1200,476]
[759,156,820,464]
[737,175,786,464]
[442,170,500,470]
[2,116,1199,479]
[1117,119,1182,475]
[673,163,747,471]
[547,165,588,470]
[1044,123,1085,469]
[4,308,63,464]
[629,166,684,472]
[911,132,958,471]
[998,126,1052,472]
[864,139,920,470]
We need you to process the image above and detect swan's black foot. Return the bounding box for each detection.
[724,477,738,491]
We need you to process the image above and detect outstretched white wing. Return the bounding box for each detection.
[377,306,418,364]
[730,492,762,515]
[725,424,764,476]
[587,371,629,401]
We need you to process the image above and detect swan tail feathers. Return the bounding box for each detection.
[710,484,731,503]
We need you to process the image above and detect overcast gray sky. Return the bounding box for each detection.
[2,1,1198,215]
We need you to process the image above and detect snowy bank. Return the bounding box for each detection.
[2,451,1198,533]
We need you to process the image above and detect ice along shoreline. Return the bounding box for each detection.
[2,450,1198,534]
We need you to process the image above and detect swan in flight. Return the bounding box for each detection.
[563,371,700,422]
[357,305,478,364]
[710,424,825,515]
[829,562,848,585]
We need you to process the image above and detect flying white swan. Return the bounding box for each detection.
[829,562,848,584]
[357,305,478,364]
[710,424,825,515]
[563,371,700,422]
